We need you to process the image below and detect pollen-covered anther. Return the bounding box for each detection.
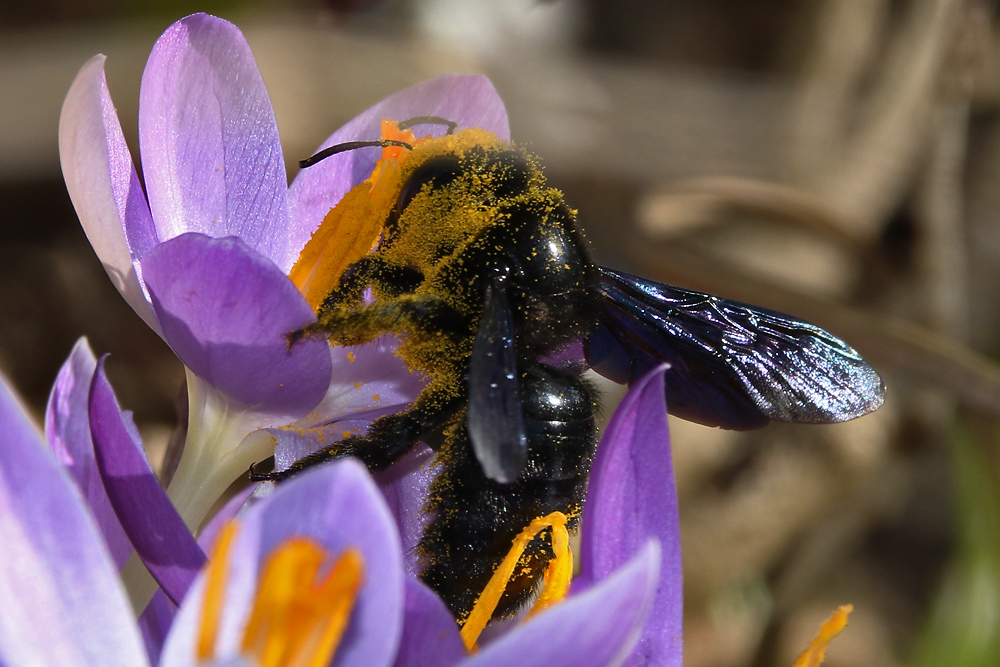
[460,511,573,651]
[196,520,365,667]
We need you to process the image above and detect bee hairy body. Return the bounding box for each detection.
[285,134,603,619]
[271,121,886,622]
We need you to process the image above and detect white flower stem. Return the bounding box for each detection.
[166,370,275,531]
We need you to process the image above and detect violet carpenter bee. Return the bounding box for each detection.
[253,116,885,621]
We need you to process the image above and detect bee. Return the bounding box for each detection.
[254,116,885,621]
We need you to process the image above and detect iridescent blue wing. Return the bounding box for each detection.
[586,266,885,430]
[468,280,528,482]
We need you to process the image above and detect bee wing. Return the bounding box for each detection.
[468,280,528,483]
[586,266,885,430]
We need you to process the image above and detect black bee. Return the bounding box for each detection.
[254,117,885,621]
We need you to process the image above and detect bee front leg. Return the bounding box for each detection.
[313,295,466,346]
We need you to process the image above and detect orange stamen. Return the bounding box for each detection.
[289,118,451,310]
[793,605,853,667]
[194,523,364,667]
[241,541,364,667]
[289,164,398,310]
[460,512,573,651]
[196,522,240,661]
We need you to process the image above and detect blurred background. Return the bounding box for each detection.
[2,0,1000,664]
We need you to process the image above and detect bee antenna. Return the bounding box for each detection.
[397,115,458,135]
[299,139,414,169]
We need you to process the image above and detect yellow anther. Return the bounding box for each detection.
[289,165,397,310]
[197,522,240,661]
[525,514,573,619]
[460,512,573,651]
[793,605,853,667]
[241,541,364,667]
[290,119,424,310]
[194,522,364,667]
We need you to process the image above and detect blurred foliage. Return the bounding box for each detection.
[912,419,1000,667]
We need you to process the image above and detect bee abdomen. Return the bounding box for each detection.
[419,363,597,620]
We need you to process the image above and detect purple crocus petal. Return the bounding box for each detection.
[0,372,147,665]
[141,233,332,415]
[270,404,407,469]
[197,483,257,552]
[464,542,661,667]
[287,74,509,261]
[580,366,682,667]
[138,590,176,666]
[60,54,160,333]
[89,357,206,605]
[161,460,404,667]
[319,336,426,421]
[138,486,252,665]
[393,577,464,667]
[44,337,132,569]
[376,444,437,576]
[252,460,405,666]
[139,13,291,269]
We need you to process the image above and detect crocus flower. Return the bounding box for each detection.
[0,350,668,666]
[58,12,504,536]
[0,355,147,665]
[60,15,679,664]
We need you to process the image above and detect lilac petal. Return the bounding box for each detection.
[138,486,252,664]
[89,357,206,605]
[60,54,160,333]
[271,335,425,467]
[197,483,257,552]
[161,460,404,667]
[580,366,682,667]
[376,444,437,576]
[139,13,291,269]
[141,233,332,415]
[464,542,661,667]
[393,577,465,667]
[138,590,176,666]
[269,410,387,470]
[319,336,427,422]
[287,74,509,262]
[44,337,133,569]
[0,372,147,665]
[253,461,405,666]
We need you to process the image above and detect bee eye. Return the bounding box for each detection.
[398,155,462,212]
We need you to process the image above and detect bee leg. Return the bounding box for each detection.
[317,255,425,313]
[314,295,466,346]
[254,380,463,482]
[330,257,426,307]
